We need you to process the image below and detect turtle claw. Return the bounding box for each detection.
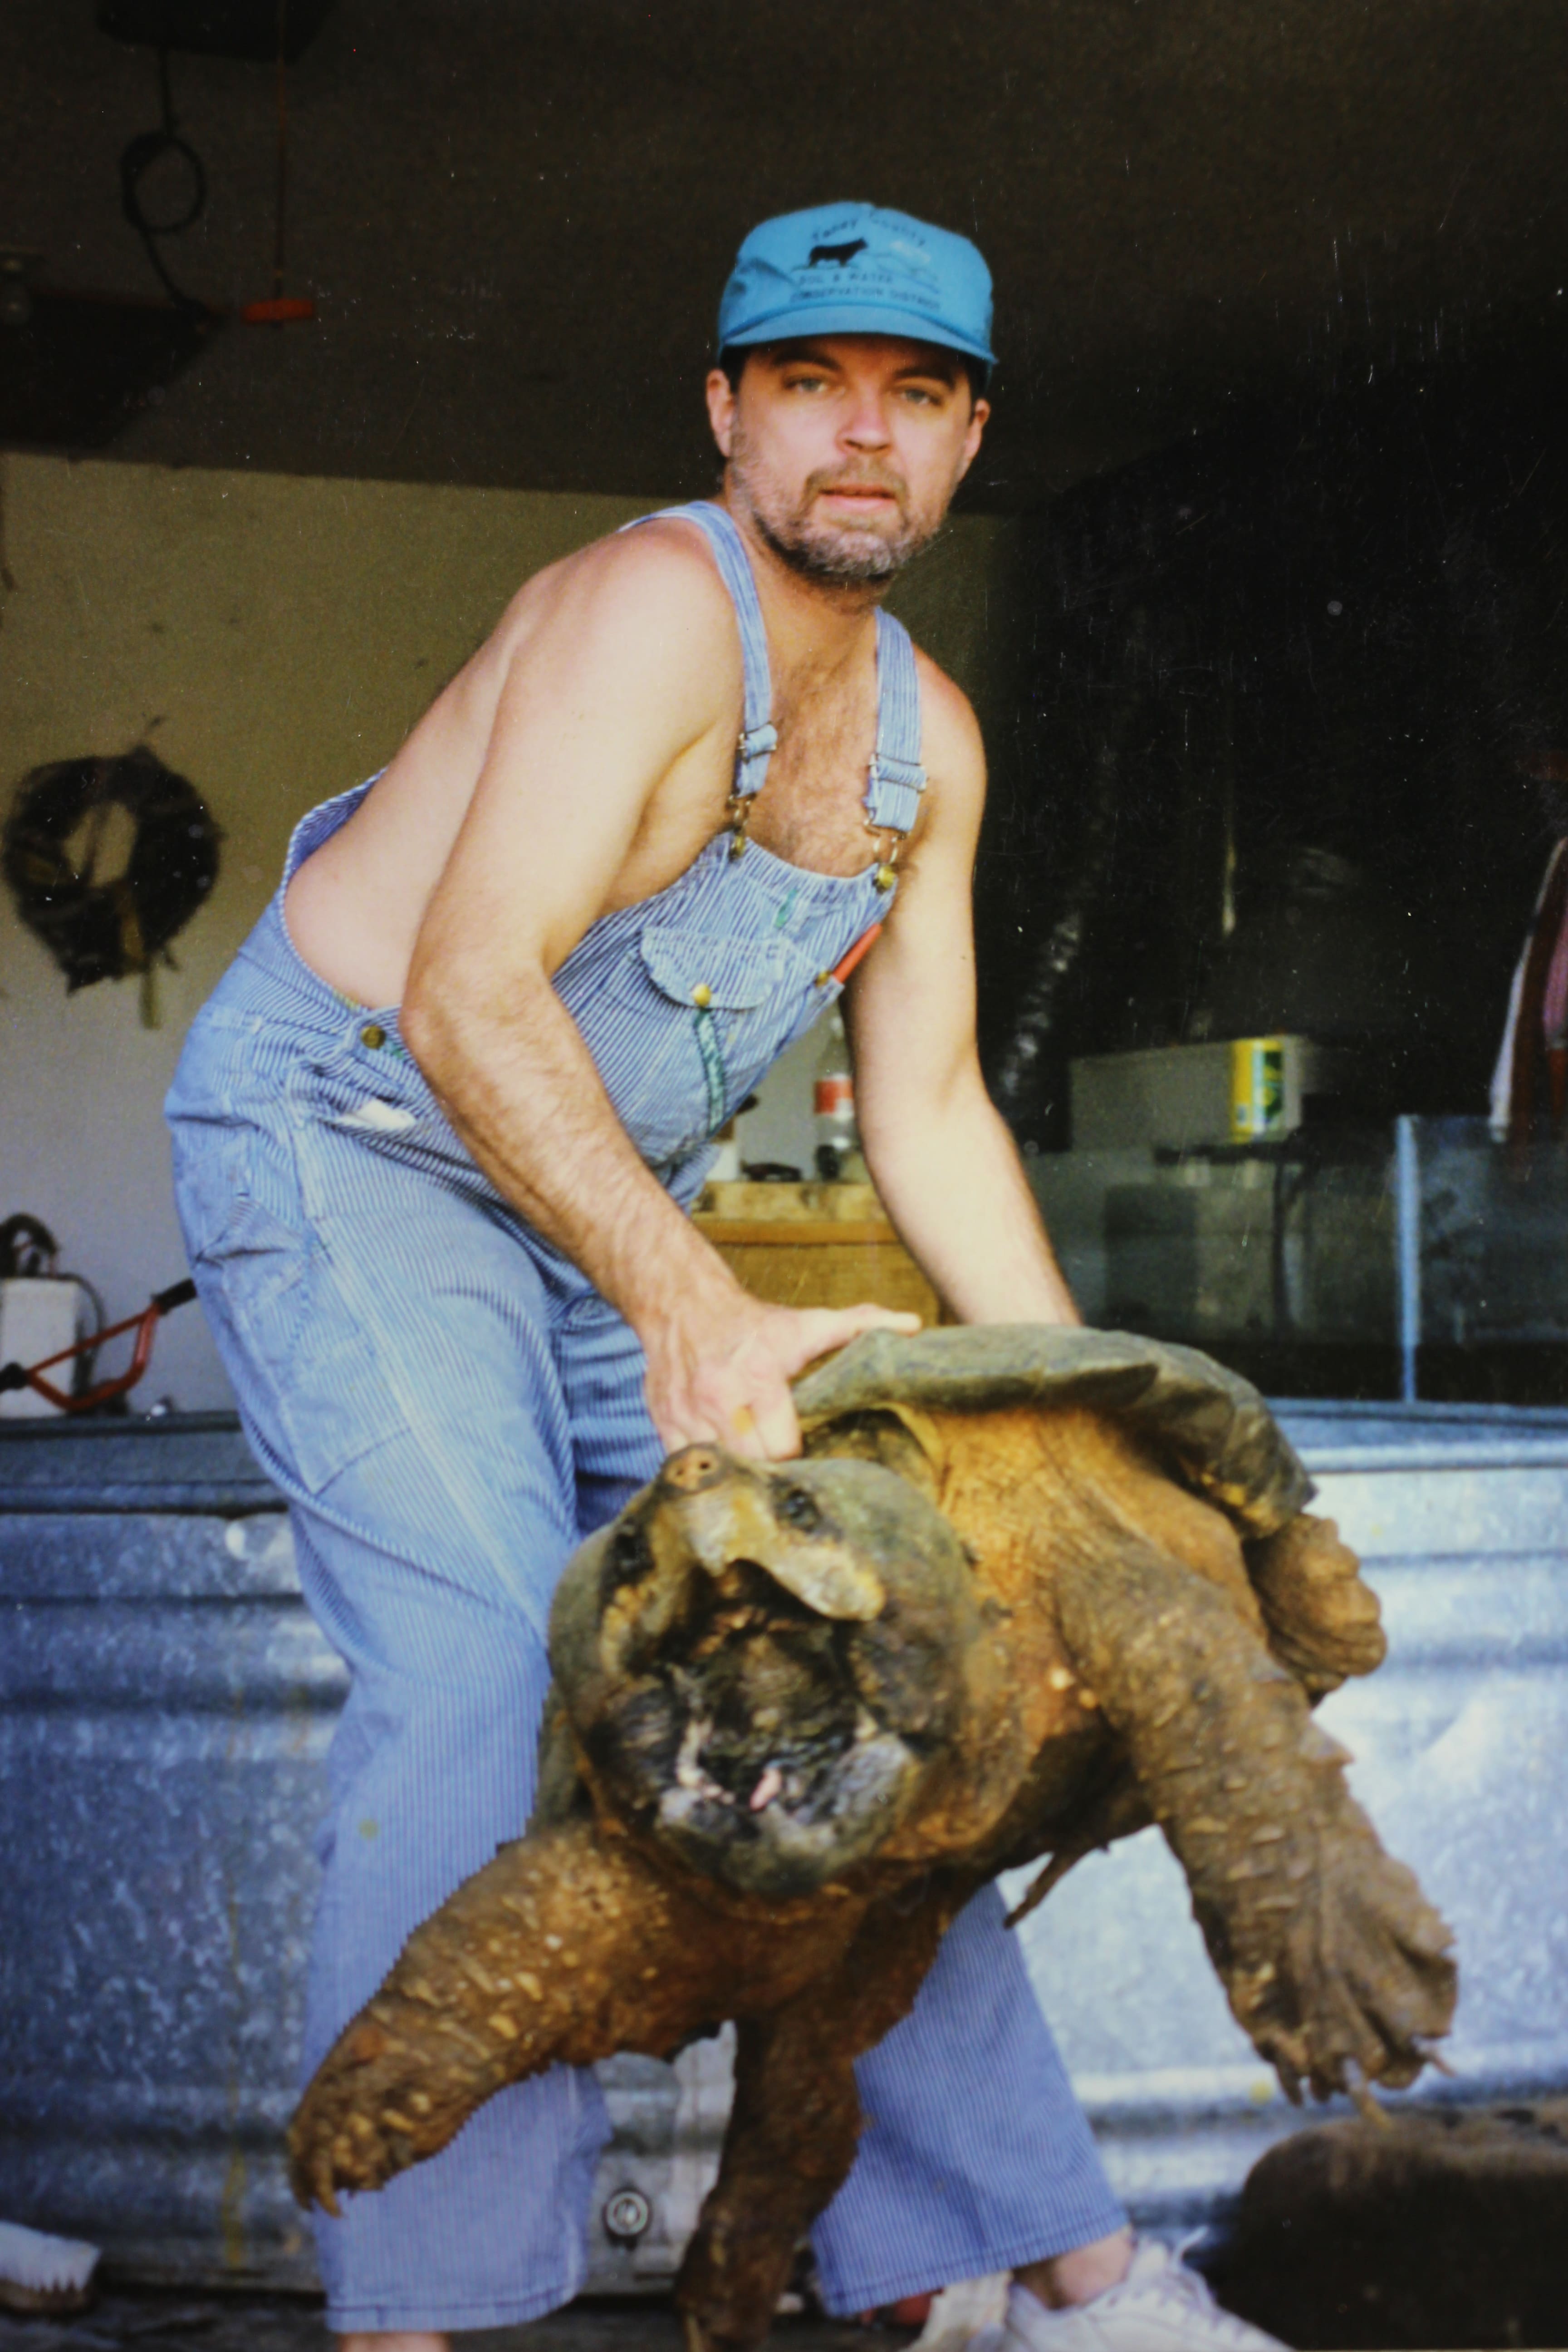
[1343,2061,1391,2130]
[1228,1825,1456,2106]
[311,2149,342,2220]
[287,2039,421,2212]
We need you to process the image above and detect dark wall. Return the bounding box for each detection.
[3,2,1568,501]
[980,318,1568,1141]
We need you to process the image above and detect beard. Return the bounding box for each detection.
[727,428,944,587]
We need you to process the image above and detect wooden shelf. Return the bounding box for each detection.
[693,1197,937,1321]
[693,1218,900,1247]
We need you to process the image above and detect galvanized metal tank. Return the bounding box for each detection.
[1013,1396,1568,2226]
[3,1402,1565,2286]
[0,1416,335,2287]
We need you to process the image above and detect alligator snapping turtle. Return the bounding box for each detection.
[289,1326,1456,2351]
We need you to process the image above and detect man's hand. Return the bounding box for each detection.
[644,1288,921,1461]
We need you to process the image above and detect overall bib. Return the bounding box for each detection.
[165,503,1124,2332]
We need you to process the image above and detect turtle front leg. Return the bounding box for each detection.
[1054,1531,1456,2103]
[289,1823,707,2213]
[676,1882,957,2352]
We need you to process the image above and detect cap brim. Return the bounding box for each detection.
[720,299,995,369]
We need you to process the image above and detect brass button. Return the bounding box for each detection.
[814,970,833,988]
[691,984,713,1009]
[873,864,897,894]
[360,1023,387,1049]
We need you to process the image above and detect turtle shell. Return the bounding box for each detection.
[794,1323,1312,1539]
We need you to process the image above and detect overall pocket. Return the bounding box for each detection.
[575,924,815,1164]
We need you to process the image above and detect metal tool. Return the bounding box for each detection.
[0,1279,196,1415]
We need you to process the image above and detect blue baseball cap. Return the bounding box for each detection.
[717,203,995,374]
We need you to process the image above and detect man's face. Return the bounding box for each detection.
[706,335,990,587]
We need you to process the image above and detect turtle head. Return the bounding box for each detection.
[549,1445,980,1899]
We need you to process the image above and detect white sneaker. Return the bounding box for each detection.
[970,2237,1291,2352]
[913,2274,1011,2349]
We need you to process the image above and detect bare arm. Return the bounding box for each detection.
[402,528,911,1458]
[847,667,1079,1326]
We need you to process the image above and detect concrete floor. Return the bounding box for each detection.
[0,2290,915,2352]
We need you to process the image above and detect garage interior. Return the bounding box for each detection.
[3,5,1568,2347]
[5,0,1568,1402]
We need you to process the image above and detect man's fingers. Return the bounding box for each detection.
[747,1388,801,1461]
[645,1296,916,1464]
[851,1305,923,1336]
[726,1393,800,1461]
[725,1400,771,1460]
[652,1392,799,1462]
[789,1302,922,1372]
[823,1303,923,1343]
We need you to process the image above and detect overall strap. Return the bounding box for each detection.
[622,502,777,803]
[868,608,927,839]
[625,503,925,876]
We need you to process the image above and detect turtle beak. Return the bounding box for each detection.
[662,1447,888,1623]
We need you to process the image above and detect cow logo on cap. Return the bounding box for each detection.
[717,203,996,372]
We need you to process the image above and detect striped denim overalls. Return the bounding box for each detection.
[165,503,1124,2333]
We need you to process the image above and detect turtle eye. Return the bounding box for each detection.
[777,1488,822,1532]
[602,1522,653,1600]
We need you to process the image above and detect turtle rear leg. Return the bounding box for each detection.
[677,2012,864,2352]
[1054,1527,1455,2102]
[289,1822,709,2213]
[676,1884,956,2352]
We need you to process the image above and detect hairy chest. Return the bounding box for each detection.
[615,645,918,906]
[745,678,884,875]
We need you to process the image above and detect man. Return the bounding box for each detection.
[167,204,1282,2352]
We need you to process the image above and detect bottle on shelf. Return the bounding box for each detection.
[813,1011,866,1181]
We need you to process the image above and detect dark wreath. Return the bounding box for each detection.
[2,746,220,991]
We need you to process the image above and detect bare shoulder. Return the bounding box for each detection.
[382,511,745,861]
[488,513,740,680]
[910,643,986,830]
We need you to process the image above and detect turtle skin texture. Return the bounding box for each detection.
[289,1327,1456,2352]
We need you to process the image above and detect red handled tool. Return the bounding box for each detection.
[828,921,883,987]
[0,1278,197,1415]
[239,5,316,326]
